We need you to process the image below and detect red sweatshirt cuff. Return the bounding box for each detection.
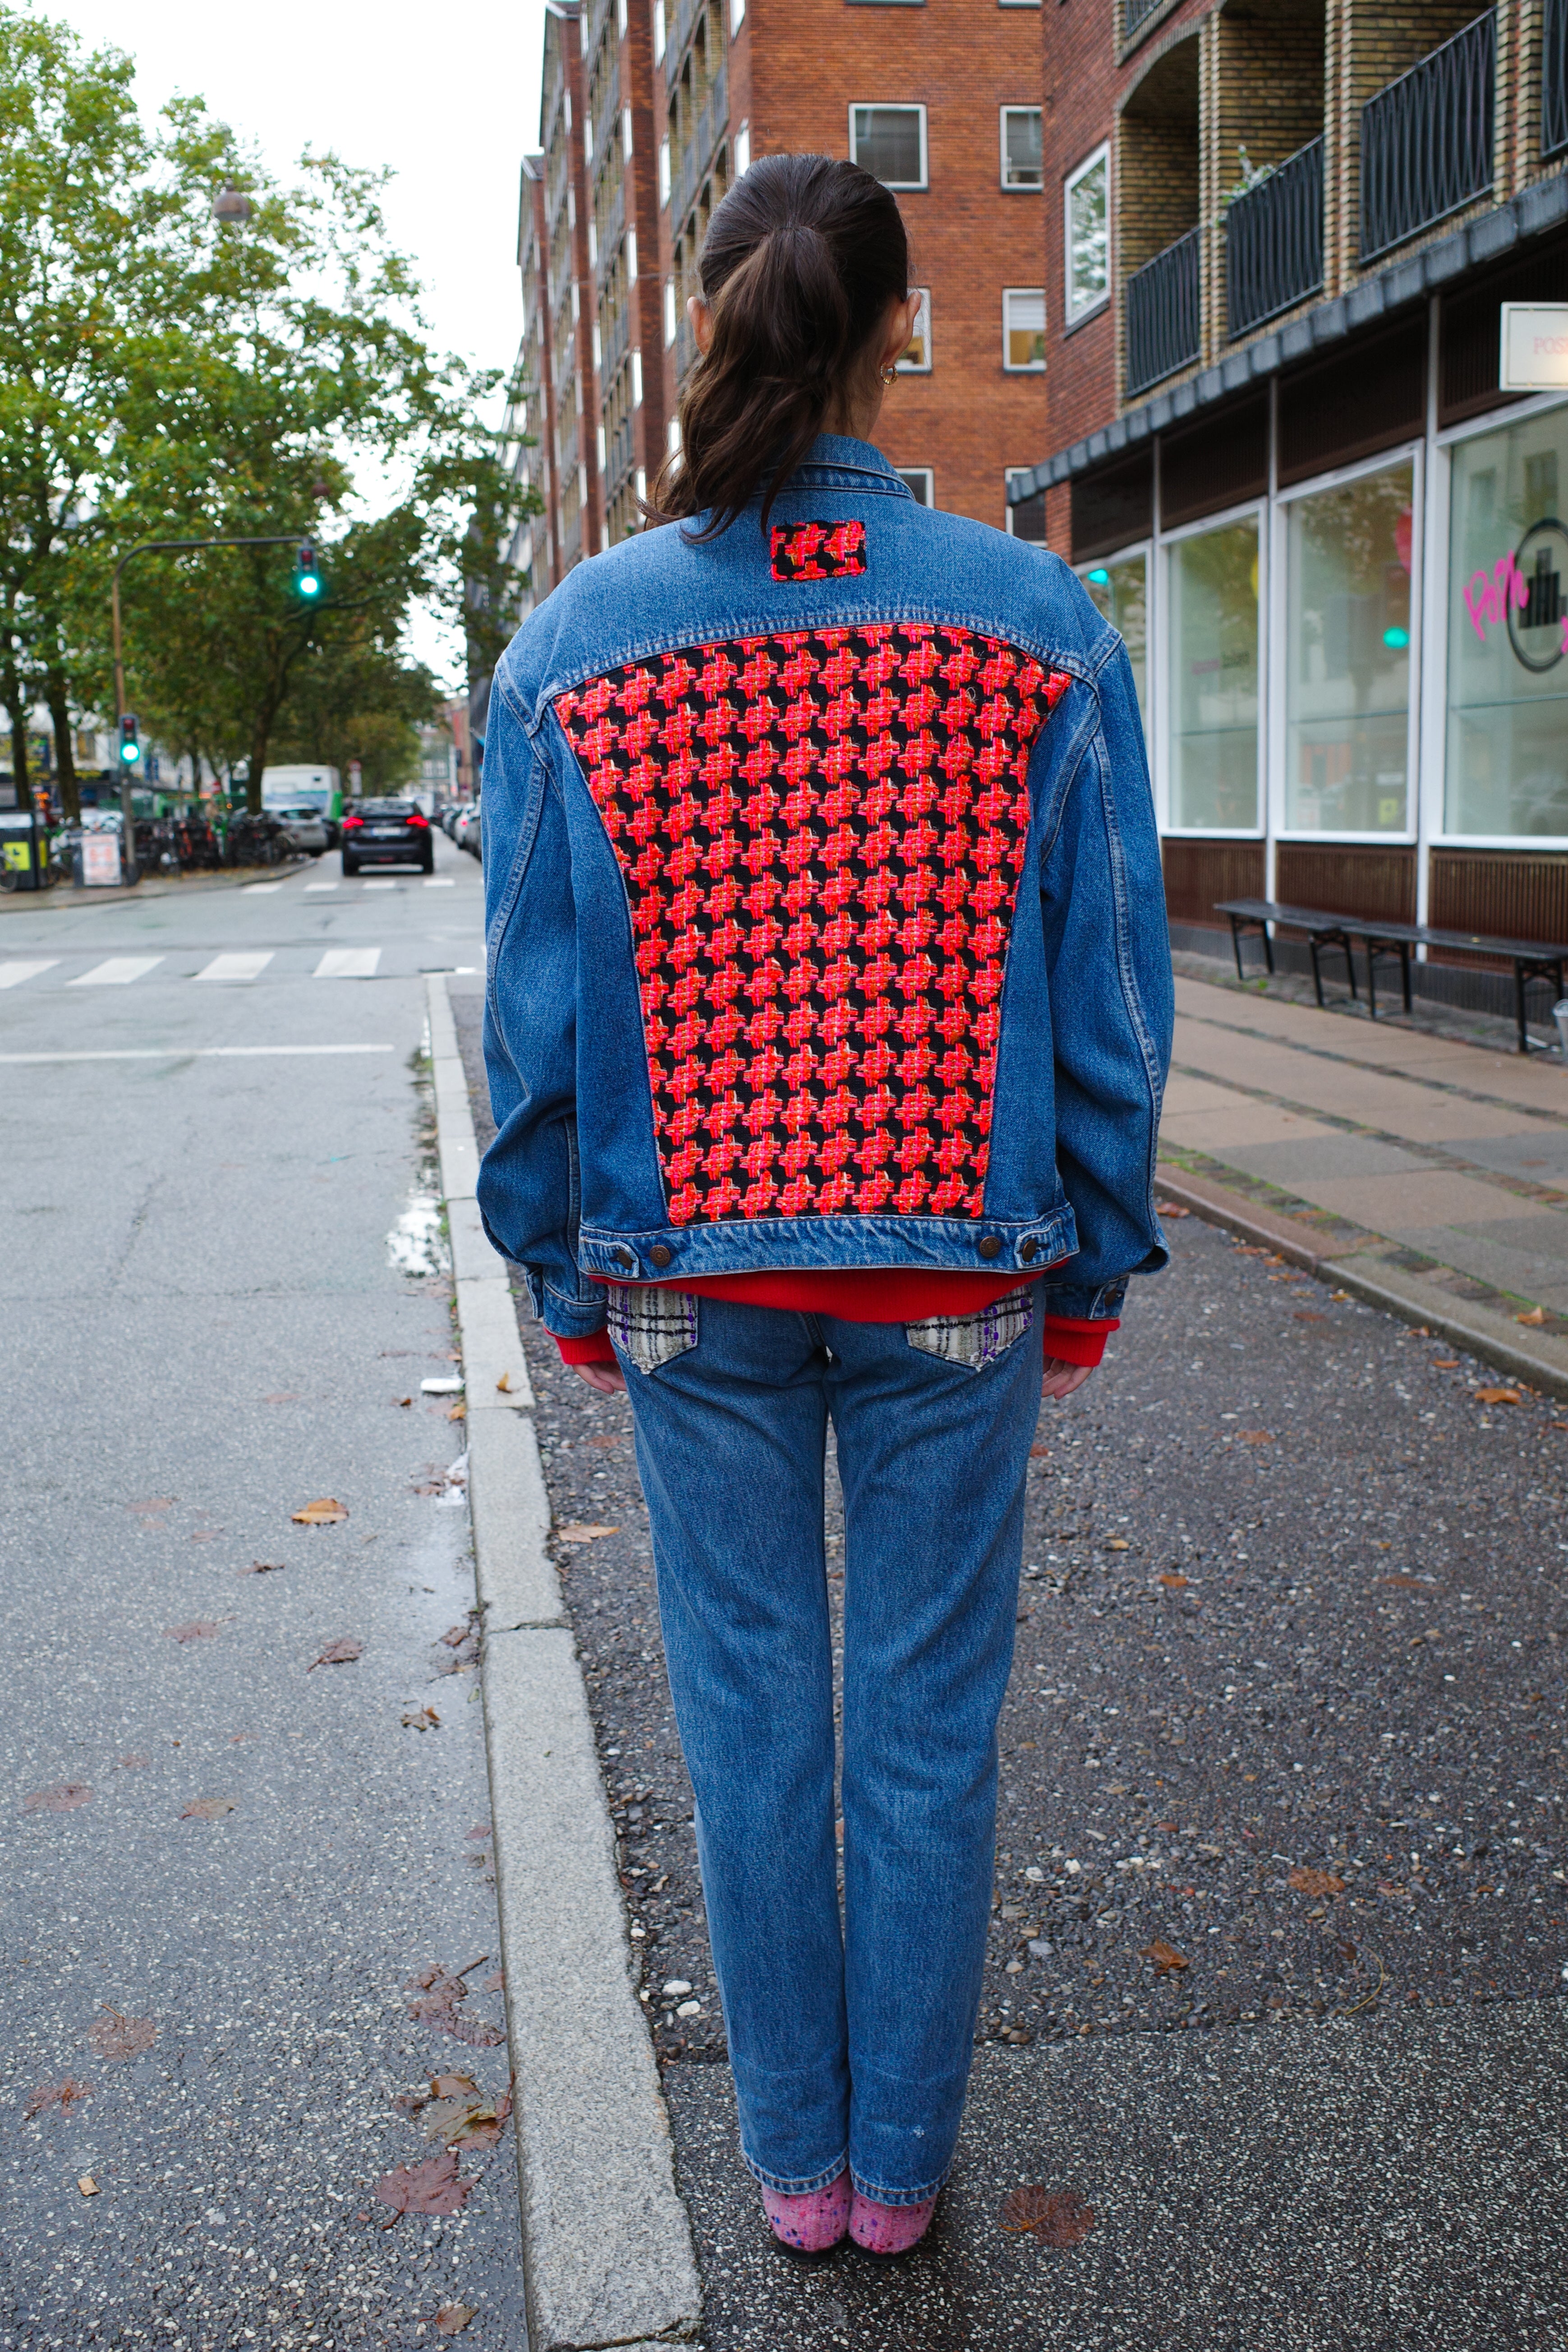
[1040,1314,1120,1368]
[555,1330,617,1366]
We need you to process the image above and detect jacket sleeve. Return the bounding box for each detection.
[476,682,608,1342]
[1037,636,1173,1322]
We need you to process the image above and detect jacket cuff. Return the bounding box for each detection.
[555,1330,618,1366]
[1039,1279,1129,1322]
[1040,1314,1119,1368]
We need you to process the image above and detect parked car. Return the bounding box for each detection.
[269,801,330,855]
[340,797,435,875]
[453,800,482,859]
[224,810,295,868]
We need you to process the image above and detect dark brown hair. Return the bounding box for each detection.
[646,153,908,542]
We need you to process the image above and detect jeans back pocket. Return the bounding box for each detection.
[905,1287,1034,1369]
[603,1282,699,1375]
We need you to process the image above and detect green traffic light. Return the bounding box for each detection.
[120,742,141,764]
[298,571,321,598]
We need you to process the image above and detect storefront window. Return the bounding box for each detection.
[1168,517,1260,829]
[1081,552,1148,734]
[1284,460,1412,833]
[1446,405,1568,838]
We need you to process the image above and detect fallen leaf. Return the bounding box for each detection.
[372,2153,472,2219]
[441,1623,474,1648]
[1329,1288,1351,1301]
[164,1621,221,1643]
[397,1395,414,1408]
[1517,1306,1548,1326]
[23,1782,93,1812]
[556,1522,620,1544]
[1288,1866,1344,1898]
[1237,1430,1273,1444]
[1142,1939,1189,1974]
[447,1401,467,1421]
[1552,1421,1568,1433]
[1000,2184,1095,2246]
[1104,1537,1130,1551]
[405,1964,505,2048]
[180,1797,236,1821]
[1433,1358,1460,1369]
[78,2175,99,2197]
[1474,1388,1522,1406]
[23,2079,93,2119]
[118,1755,148,1770]
[496,1370,517,1393]
[126,1497,175,1515]
[1154,1201,1192,1219]
[1158,1573,1188,1590]
[242,1560,285,1575]
[435,2307,477,2336]
[1029,1443,1050,1459]
[483,1970,504,1993]
[1293,1310,1328,1322]
[1381,1572,1422,1588]
[87,2008,156,2061]
[309,1637,364,1670]
[465,1823,492,1841]
[402,1706,441,1731]
[291,1497,349,1525]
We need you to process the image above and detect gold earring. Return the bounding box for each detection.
[880,363,898,384]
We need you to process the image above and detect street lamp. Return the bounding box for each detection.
[212,183,254,226]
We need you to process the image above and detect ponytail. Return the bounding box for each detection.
[646,154,908,542]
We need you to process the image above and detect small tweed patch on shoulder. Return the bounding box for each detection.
[770,520,866,582]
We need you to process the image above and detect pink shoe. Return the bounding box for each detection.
[761,2169,851,2256]
[849,2189,938,2256]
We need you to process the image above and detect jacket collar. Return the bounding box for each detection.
[784,434,912,494]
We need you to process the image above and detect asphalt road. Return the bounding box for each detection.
[1,836,528,2352]
[453,987,1568,2347]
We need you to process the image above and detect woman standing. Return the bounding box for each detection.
[479,154,1171,2259]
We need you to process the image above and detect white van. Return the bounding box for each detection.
[261,764,340,812]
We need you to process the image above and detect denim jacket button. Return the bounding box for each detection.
[649,1243,673,1268]
[977,1235,1002,1260]
[615,1247,635,1268]
[1020,1238,1039,1262]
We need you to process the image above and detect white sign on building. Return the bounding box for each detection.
[1499,304,1568,393]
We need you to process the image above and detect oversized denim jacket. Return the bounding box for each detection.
[478,436,1173,1344]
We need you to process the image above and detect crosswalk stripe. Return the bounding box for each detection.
[363,879,397,890]
[313,948,382,979]
[0,960,58,989]
[304,881,339,892]
[196,952,274,982]
[70,957,164,987]
[423,878,455,887]
[242,881,283,894]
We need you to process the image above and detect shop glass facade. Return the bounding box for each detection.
[1445,404,1568,839]
[1284,459,1413,834]
[1168,517,1260,830]
[1081,552,1148,730]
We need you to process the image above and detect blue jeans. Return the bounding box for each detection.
[609,1288,1041,2205]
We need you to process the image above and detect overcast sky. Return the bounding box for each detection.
[55,0,553,681]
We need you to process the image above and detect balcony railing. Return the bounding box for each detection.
[1360,9,1495,261]
[1122,0,1164,40]
[675,310,697,385]
[1226,136,1324,339]
[1546,0,1568,158]
[666,0,705,81]
[1125,226,1201,396]
[672,57,727,229]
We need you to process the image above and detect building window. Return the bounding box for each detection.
[1167,516,1260,829]
[1445,404,1568,839]
[664,279,678,345]
[898,467,934,506]
[654,0,665,62]
[1005,468,1047,543]
[1064,143,1110,326]
[636,465,647,504]
[659,136,670,207]
[1002,287,1046,371]
[731,0,745,28]
[849,105,928,189]
[1000,106,1043,189]
[735,118,751,176]
[622,106,634,160]
[631,347,644,407]
[627,228,638,281]
[1284,458,1413,836]
[1081,552,1149,731]
[897,288,932,372]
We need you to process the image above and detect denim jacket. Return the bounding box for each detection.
[478,435,1173,1343]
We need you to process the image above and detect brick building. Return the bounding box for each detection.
[1012,0,1568,1012]
[507,0,1053,623]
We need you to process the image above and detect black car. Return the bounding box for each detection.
[340,798,435,875]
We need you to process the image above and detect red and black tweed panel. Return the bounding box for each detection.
[555,626,1072,1227]
[769,520,866,581]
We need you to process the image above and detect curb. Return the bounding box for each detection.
[1155,1164,1568,1403]
[427,977,703,2352]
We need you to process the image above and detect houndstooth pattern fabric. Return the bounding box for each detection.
[603,1280,699,1375]
[554,626,1071,1231]
[904,1287,1034,1367]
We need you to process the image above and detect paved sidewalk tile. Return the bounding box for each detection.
[1175,1022,1554,1144]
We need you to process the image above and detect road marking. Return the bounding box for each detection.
[362,879,397,890]
[241,882,283,894]
[196,952,274,982]
[424,878,455,887]
[70,957,164,986]
[304,881,340,893]
[0,960,58,989]
[0,1044,396,1064]
[314,948,382,979]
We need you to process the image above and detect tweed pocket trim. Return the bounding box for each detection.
[905,1287,1033,1368]
[603,1282,699,1375]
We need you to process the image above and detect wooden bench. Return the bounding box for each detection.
[1214,897,1568,1055]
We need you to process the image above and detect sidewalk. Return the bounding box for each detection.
[446,976,1568,2352]
[1157,965,1568,1398]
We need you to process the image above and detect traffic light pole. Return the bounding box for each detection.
[111,534,312,884]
